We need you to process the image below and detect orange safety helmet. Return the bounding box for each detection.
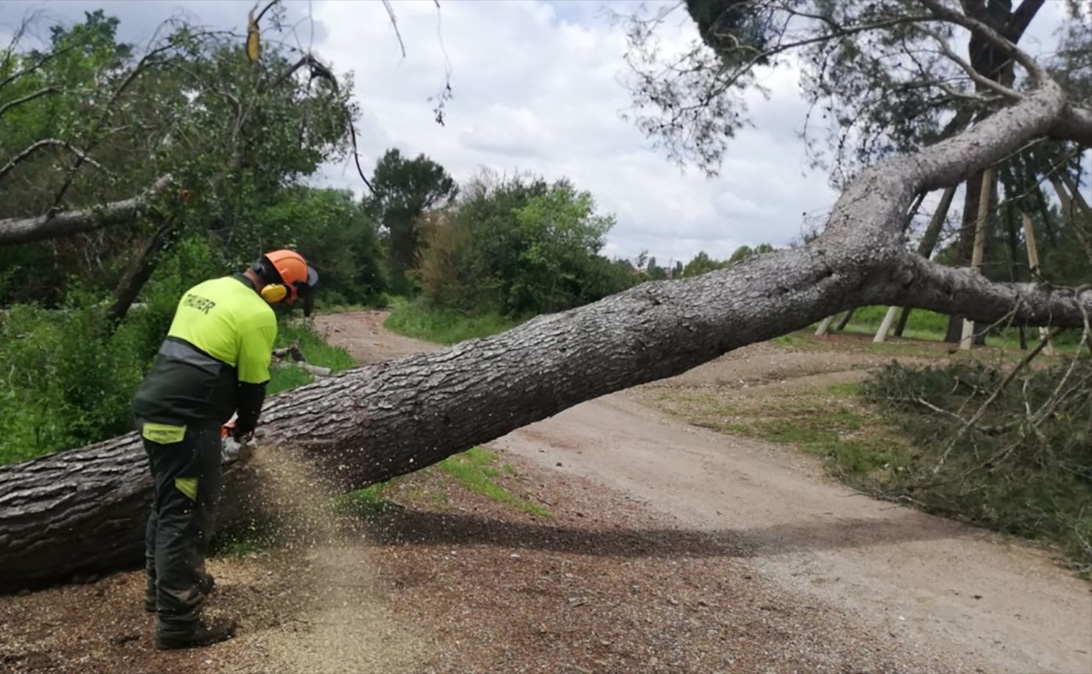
[253,249,318,314]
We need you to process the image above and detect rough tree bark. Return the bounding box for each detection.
[2,70,1091,590]
[0,175,173,246]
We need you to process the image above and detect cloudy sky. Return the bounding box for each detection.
[0,0,1077,266]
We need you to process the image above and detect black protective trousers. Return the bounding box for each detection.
[140,421,222,635]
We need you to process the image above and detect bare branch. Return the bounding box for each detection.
[0,174,173,246]
[0,86,58,120]
[0,43,80,92]
[917,26,1021,100]
[0,139,108,183]
[381,0,407,58]
[919,0,1045,83]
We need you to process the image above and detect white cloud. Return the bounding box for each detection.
[6,1,1075,265]
[311,0,840,263]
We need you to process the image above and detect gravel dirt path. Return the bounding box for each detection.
[1,311,1088,674]
[316,311,1091,674]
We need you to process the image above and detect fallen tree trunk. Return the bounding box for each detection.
[1,50,1091,593]
[0,174,172,246]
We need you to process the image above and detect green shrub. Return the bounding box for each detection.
[860,359,1092,571]
[0,239,357,466]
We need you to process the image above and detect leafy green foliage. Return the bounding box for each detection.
[257,187,389,307]
[0,9,359,306]
[0,235,355,465]
[417,170,637,317]
[364,148,457,293]
[861,360,1092,571]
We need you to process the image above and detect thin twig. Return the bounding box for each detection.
[0,139,109,182]
[381,0,407,59]
[932,331,1053,474]
[0,87,59,120]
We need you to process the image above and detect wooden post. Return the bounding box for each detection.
[873,306,900,343]
[1021,211,1054,356]
[815,315,836,336]
[961,167,995,351]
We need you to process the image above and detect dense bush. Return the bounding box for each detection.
[0,238,355,465]
[417,172,638,318]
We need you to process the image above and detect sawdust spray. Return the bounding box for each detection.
[227,445,429,673]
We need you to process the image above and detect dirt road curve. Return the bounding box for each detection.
[322,312,1092,674]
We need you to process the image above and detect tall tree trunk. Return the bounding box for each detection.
[943,0,1041,341]
[946,171,986,342]
[107,214,182,325]
[1033,183,1059,248]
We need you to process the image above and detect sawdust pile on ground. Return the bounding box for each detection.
[216,446,434,674]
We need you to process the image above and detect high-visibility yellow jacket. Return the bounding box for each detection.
[134,274,276,431]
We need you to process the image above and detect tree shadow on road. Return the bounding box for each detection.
[365,508,972,559]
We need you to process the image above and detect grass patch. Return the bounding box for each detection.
[743,398,904,477]
[267,319,357,395]
[833,305,1085,353]
[437,447,551,518]
[333,480,403,518]
[655,387,906,482]
[384,299,524,344]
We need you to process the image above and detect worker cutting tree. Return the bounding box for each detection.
[133,250,318,650]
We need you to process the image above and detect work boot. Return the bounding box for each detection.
[146,572,214,613]
[155,617,237,650]
[197,570,215,596]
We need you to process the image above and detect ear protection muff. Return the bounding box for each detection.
[252,256,292,304]
[260,283,288,303]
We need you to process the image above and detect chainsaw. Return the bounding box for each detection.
[220,416,254,465]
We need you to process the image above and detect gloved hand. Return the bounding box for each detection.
[232,422,254,442]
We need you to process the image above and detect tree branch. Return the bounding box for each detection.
[0,43,79,91]
[0,86,59,120]
[917,26,1021,100]
[920,0,1045,82]
[0,139,109,183]
[0,174,173,246]
[1006,0,1047,40]
[871,253,1092,328]
[1050,105,1092,145]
